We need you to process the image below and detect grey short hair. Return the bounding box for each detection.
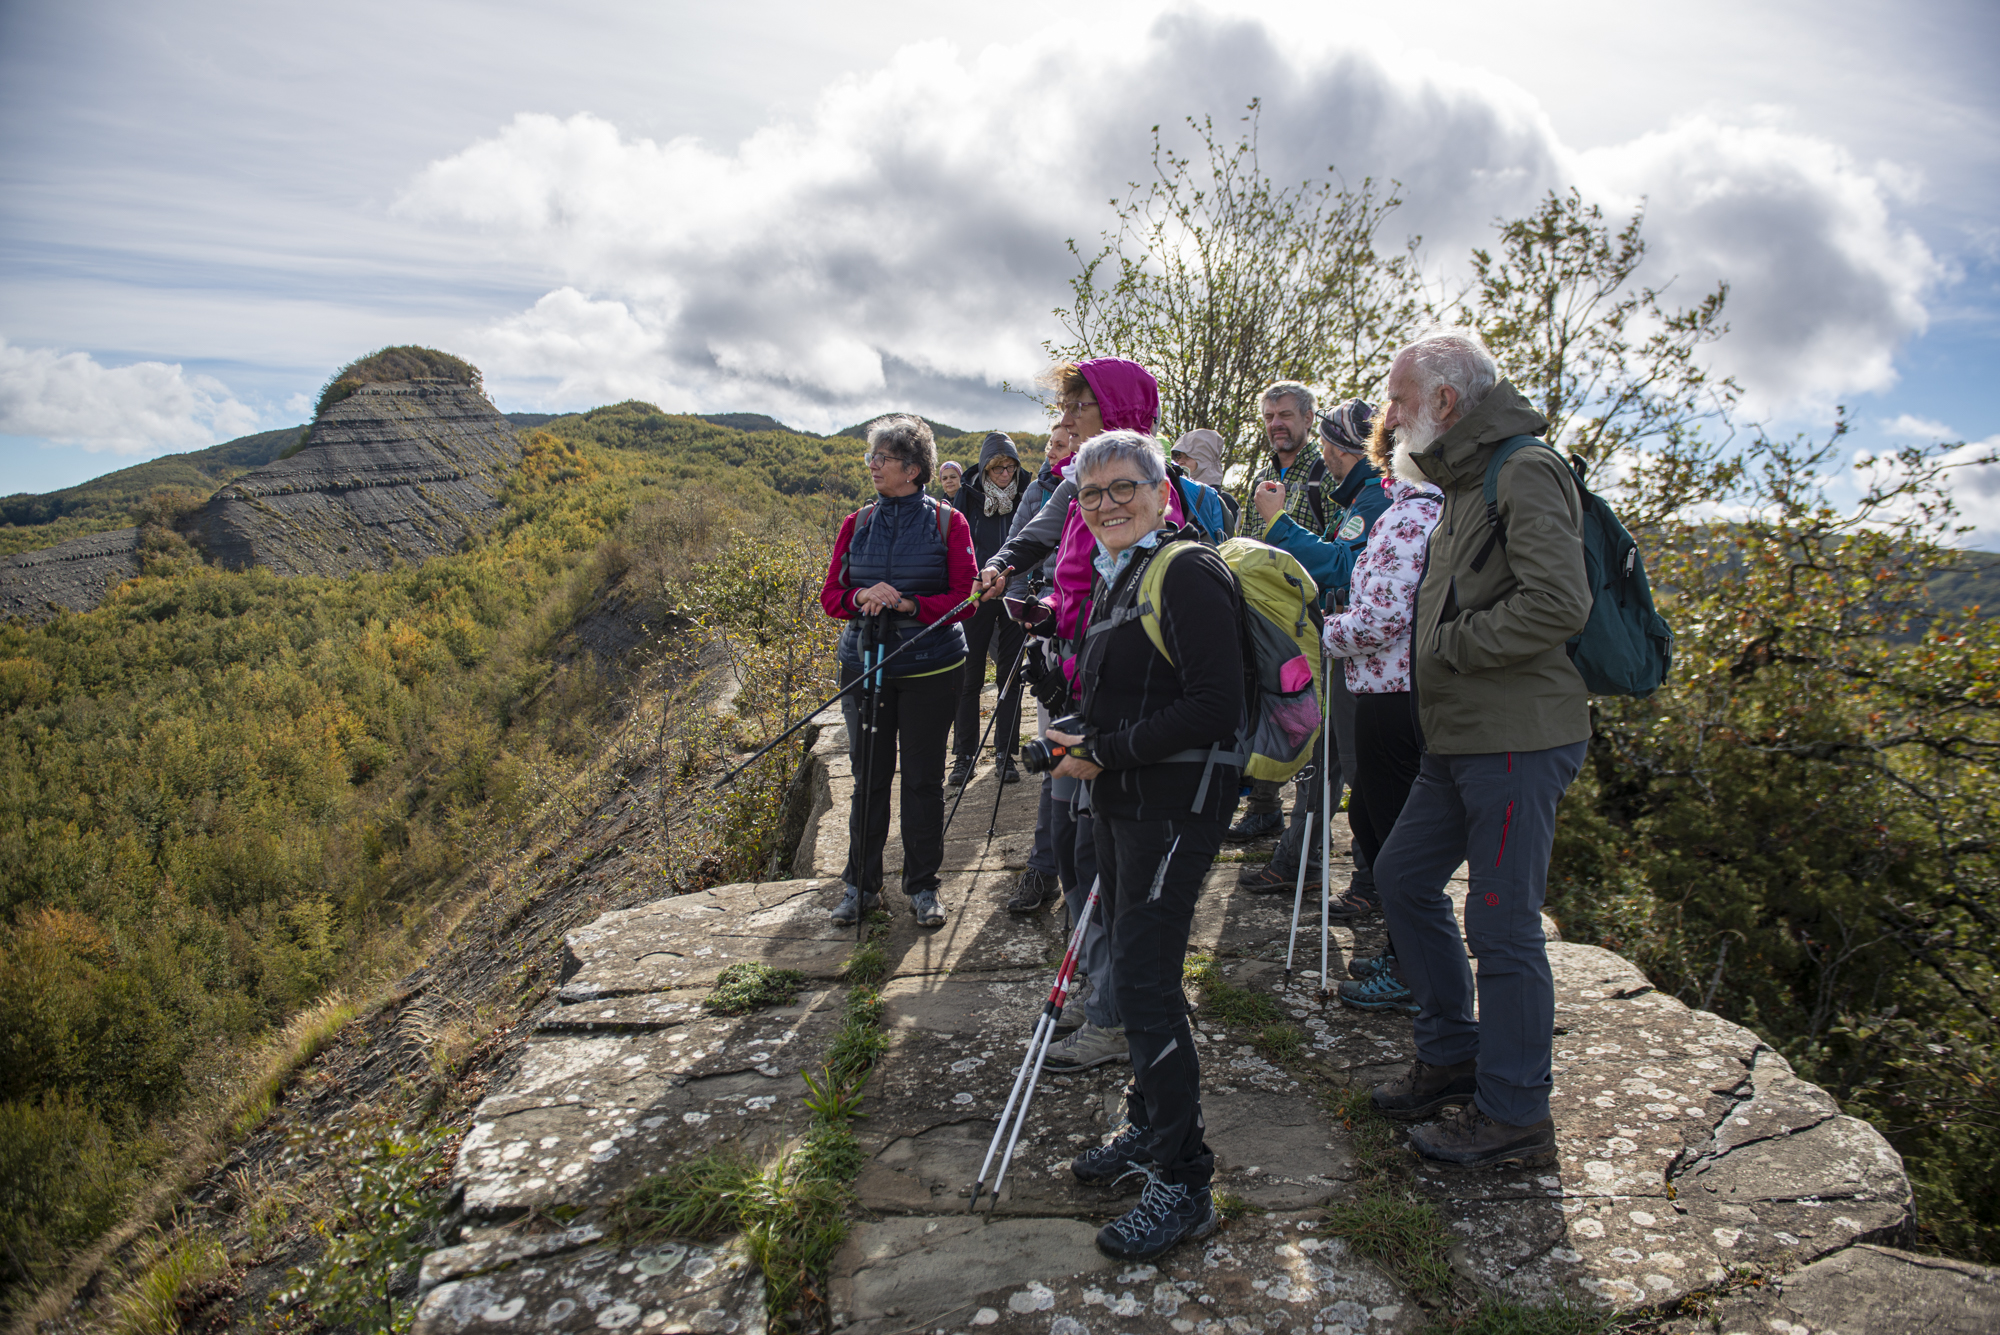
[1400,327,1499,414]
[1073,430,1167,487]
[1260,380,1316,422]
[864,413,937,487]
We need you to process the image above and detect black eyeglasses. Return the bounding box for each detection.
[1076,478,1151,510]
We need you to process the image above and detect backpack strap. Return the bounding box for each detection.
[1469,436,1552,574]
[932,493,950,540]
[1305,456,1329,531]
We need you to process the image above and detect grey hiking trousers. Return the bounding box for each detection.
[1374,742,1585,1127]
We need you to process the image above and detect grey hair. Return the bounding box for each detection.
[864,413,937,487]
[1260,380,1316,422]
[1400,327,1500,414]
[1073,430,1167,487]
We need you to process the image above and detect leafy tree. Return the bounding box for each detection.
[1052,101,1429,480]
[1466,188,1741,528]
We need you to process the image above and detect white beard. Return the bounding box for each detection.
[1391,408,1444,484]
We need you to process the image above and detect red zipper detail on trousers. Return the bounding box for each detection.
[1495,799,1514,866]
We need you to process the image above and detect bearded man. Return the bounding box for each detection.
[1364,328,1593,1172]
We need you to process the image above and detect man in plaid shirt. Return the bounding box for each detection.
[1234,380,1327,543]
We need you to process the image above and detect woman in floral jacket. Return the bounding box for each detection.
[1322,458,1444,1006]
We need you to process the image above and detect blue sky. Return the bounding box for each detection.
[3,0,1996,539]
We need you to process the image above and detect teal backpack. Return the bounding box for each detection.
[1472,437,1674,697]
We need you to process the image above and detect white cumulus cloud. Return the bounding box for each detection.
[396,13,1943,432]
[0,339,260,455]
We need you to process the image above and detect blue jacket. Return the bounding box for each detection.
[1261,460,1391,609]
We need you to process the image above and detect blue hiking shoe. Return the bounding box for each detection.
[908,889,945,928]
[1094,1170,1219,1261]
[1224,809,1284,843]
[829,884,879,925]
[1347,952,1395,981]
[1339,969,1418,1014]
[1071,1122,1149,1186]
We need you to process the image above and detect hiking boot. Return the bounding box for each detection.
[948,755,977,788]
[1042,1022,1129,1073]
[1094,1171,1218,1261]
[1005,868,1059,914]
[908,889,946,928]
[1409,1104,1557,1170]
[829,884,879,925]
[1236,861,1294,894]
[996,754,1022,784]
[1370,1057,1478,1121]
[1072,1121,1149,1185]
[1338,970,1418,1015]
[1348,952,1395,981]
[1324,890,1380,923]
[1224,810,1284,843]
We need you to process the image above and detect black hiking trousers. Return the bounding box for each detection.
[839,662,962,898]
[1093,810,1222,1189]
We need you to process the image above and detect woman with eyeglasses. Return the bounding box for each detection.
[947,432,1030,786]
[817,415,978,928]
[1043,429,1246,1262]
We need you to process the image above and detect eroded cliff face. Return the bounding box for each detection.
[190,379,521,578]
[0,527,142,622]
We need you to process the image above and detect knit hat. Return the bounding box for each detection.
[1319,400,1375,454]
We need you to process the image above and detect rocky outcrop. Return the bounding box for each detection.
[0,526,141,621]
[419,704,1996,1335]
[190,379,520,578]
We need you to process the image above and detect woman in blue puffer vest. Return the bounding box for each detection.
[818,415,979,927]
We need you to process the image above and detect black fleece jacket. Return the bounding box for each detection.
[1078,534,1247,822]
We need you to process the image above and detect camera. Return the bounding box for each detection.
[1019,714,1095,775]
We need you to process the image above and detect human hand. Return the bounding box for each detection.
[1045,728,1102,781]
[1253,481,1285,522]
[977,565,1011,597]
[855,582,908,615]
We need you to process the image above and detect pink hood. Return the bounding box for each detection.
[1077,358,1159,434]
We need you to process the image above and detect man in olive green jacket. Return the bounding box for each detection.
[1364,329,1592,1172]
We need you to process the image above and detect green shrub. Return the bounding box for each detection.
[0,1094,140,1293]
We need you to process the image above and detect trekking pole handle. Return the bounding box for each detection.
[710,579,997,793]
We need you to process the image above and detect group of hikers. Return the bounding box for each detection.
[814,326,1596,1264]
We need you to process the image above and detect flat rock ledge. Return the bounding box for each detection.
[420,713,1995,1335]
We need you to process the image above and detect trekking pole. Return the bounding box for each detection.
[850,613,885,945]
[1284,809,1315,986]
[983,638,1033,842]
[968,875,1101,1215]
[940,631,1030,844]
[710,576,1009,793]
[1319,646,1334,1000]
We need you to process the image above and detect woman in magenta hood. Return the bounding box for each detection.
[1049,360,1170,657]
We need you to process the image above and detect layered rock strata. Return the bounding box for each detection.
[420,703,1992,1335]
[0,526,141,621]
[191,379,520,578]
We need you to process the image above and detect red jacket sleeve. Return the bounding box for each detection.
[908,507,978,624]
[820,512,861,620]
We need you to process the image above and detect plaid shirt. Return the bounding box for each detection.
[1235,451,1325,542]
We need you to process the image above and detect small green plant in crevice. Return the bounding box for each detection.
[1319,1191,1459,1307]
[1430,1300,1631,1334]
[704,962,808,1016]
[617,979,890,1333]
[1212,1190,1262,1222]
[838,913,892,986]
[1255,1022,1309,1068]
[1184,951,1286,1027]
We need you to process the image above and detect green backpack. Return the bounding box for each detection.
[1475,437,1675,697]
[1112,537,1325,799]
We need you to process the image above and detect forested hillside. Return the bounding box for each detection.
[0,412,851,1307]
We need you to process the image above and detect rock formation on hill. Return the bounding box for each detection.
[191,378,520,578]
[0,526,142,621]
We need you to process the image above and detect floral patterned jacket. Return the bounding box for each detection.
[1322,474,1445,693]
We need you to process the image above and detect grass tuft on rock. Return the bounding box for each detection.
[703,962,808,1016]
[1183,952,1286,1027]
